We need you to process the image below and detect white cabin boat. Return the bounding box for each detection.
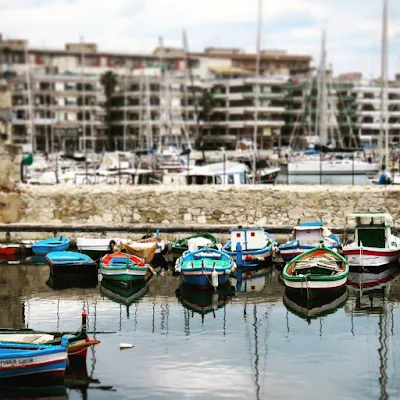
[343,212,400,267]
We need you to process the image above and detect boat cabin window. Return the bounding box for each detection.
[357,228,386,248]
[356,216,386,227]
[228,175,234,184]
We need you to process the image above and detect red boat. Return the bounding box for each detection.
[0,244,21,256]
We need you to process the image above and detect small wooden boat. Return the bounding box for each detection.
[121,236,166,263]
[222,227,275,268]
[46,251,97,279]
[170,233,220,260]
[283,245,349,290]
[343,212,400,267]
[76,237,128,259]
[175,248,236,288]
[32,237,70,255]
[0,337,68,383]
[99,252,149,285]
[0,244,21,256]
[0,313,100,363]
[279,221,341,262]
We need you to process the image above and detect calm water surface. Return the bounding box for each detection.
[0,263,399,400]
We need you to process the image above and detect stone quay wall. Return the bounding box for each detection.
[3,185,400,231]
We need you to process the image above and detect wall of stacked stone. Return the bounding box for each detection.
[4,184,400,228]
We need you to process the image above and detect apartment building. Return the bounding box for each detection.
[0,80,12,144]
[0,38,312,151]
[202,67,286,149]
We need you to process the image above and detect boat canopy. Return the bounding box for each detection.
[350,212,393,228]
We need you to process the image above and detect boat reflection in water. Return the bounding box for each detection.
[175,282,233,322]
[283,286,348,323]
[46,274,98,290]
[26,255,47,265]
[0,385,68,400]
[230,266,272,293]
[346,263,400,400]
[100,279,148,317]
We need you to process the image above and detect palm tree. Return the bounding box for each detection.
[100,70,118,151]
[197,90,216,157]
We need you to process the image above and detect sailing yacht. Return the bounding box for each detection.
[287,32,379,177]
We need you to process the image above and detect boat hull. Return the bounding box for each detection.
[0,345,68,382]
[49,263,98,279]
[181,271,230,288]
[283,276,348,290]
[343,247,400,266]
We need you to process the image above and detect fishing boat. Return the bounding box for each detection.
[99,252,149,285]
[283,245,349,290]
[170,233,220,260]
[279,221,341,262]
[0,244,21,256]
[342,212,400,267]
[32,237,70,255]
[222,227,275,268]
[46,251,97,279]
[121,234,168,268]
[0,337,68,383]
[76,237,128,260]
[0,313,100,363]
[175,248,236,288]
[283,285,348,321]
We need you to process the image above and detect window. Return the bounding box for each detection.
[215,176,222,184]
[228,175,234,184]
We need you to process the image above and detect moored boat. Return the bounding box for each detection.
[0,337,68,383]
[0,313,100,363]
[283,245,349,290]
[175,248,236,288]
[99,252,149,286]
[76,237,128,260]
[121,236,166,264]
[46,251,97,279]
[342,212,400,267]
[222,227,274,268]
[170,233,220,261]
[0,244,21,256]
[279,221,341,262]
[32,237,70,256]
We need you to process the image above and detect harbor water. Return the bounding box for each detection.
[1,262,400,399]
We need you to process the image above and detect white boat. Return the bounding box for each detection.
[343,212,400,267]
[178,161,251,185]
[288,157,379,175]
[77,237,128,258]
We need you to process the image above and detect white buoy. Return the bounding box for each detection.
[120,343,134,350]
[97,271,103,282]
[211,268,218,289]
[212,292,218,310]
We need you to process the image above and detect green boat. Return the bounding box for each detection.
[283,244,349,291]
[170,233,220,260]
[99,252,149,286]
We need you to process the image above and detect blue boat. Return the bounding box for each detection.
[32,237,70,255]
[222,227,275,268]
[174,248,236,288]
[46,251,97,279]
[278,221,341,262]
[0,337,68,383]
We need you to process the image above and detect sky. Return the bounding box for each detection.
[1,0,400,78]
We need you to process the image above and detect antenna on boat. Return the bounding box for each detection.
[252,0,262,184]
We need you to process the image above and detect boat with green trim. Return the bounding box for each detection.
[283,245,349,290]
[99,252,149,285]
[170,233,220,260]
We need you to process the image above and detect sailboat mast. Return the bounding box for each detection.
[253,0,262,183]
[123,69,128,152]
[319,29,328,146]
[80,36,86,154]
[24,42,35,153]
[380,0,389,168]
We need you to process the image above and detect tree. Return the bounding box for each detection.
[197,90,216,156]
[100,70,118,151]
